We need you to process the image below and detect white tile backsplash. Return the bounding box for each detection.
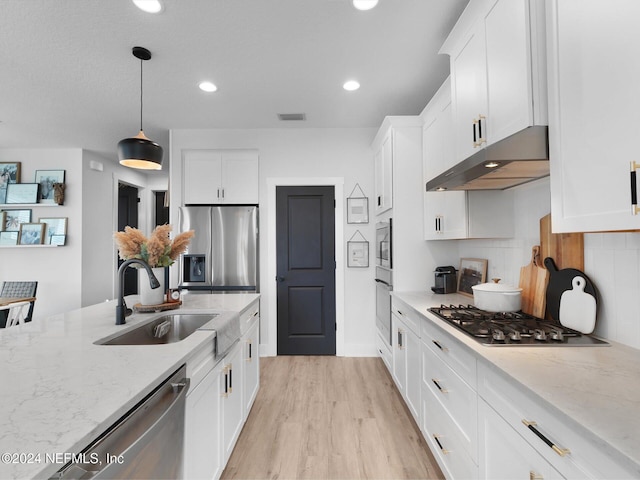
[456,176,640,350]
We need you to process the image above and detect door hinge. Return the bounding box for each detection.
[335,323,337,331]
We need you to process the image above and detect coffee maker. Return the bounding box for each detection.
[432,266,457,294]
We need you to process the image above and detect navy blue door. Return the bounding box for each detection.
[276,186,336,355]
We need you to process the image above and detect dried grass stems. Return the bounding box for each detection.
[114,225,194,268]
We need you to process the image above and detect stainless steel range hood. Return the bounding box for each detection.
[425,126,549,191]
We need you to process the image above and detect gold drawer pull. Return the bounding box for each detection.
[522,420,570,457]
[530,471,543,480]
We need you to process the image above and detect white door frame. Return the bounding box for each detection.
[265,177,345,357]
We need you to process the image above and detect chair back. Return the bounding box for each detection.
[0,301,31,327]
[0,281,38,321]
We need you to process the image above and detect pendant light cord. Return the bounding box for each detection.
[139,57,144,132]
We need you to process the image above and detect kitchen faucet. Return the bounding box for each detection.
[116,259,161,325]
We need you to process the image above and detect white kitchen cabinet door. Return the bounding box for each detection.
[183,151,223,205]
[185,361,223,480]
[183,150,258,205]
[221,342,244,465]
[445,0,546,162]
[374,131,393,215]
[391,311,420,423]
[547,0,640,232]
[220,151,259,204]
[478,399,562,480]
[242,318,260,420]
[485,0,546,144]
[450,18,489,163]
[391,314,407,397]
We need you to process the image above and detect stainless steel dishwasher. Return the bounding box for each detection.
[50,365,190,479]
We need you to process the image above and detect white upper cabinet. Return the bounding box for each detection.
[441,0,547,163]
[374,130,394,215]
[183,150,259,205]
[547,0,640,232]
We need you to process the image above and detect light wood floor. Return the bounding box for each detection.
[221,356,444,480]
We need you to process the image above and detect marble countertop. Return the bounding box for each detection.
[393,290,640,474]
[0,293,260,480]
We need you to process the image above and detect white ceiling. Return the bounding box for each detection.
[0,0,469,165]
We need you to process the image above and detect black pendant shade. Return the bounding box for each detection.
[118,46,163,170]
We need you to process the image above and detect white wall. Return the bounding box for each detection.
[458,176,640,350]
[170,128,378,356]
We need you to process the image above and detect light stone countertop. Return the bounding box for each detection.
[393,290,640,476]
[0,293,260,480]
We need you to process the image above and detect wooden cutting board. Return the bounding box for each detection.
[519,246,548,318]
[539,213,584,271]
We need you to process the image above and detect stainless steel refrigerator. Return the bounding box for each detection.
[178,206,258,292]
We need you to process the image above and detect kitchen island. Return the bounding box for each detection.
[0,293,259,480]
[393,291,640,478]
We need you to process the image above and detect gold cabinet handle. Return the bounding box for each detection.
[522,420,570,457]
[530,471,543,480]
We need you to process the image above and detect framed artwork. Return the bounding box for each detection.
[0,162,21,188]
[0,231,19,245]
[34,170,65,203]
[18,222,45,245]
[39,217,68,244]
[457,258,488,297]
[6,183,39,204]
[3,209,31,231]
[347,197,369,224]
[347,241,369,268]
[0,188,6,204]
[50,234,66,246]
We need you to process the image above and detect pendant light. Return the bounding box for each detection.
[118,46,163,170]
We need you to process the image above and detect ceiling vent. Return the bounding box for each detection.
[277,113,306,121]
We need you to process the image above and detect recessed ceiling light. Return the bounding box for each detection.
[199,81,218,93]
[353,0,379,11]
[132,0,163,14]
[343,80,360,91]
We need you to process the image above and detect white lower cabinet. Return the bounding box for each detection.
[221,343,243,465]
[185,301,261,480]
[479,399,562,480]
[391,300,421,424]
[185,355,223,480]
[242,318,260,419]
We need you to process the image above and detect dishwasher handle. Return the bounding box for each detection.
[51,368,190,479]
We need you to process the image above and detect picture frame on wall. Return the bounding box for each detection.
[347,197,369,224]
[5,183,39,204]
[39,217,67,244]
[0,231,19,245]
[347,240,369,268]
[457,257,488,297]
[1,162,21,204]
[34,170,65,203]
[18,222,45,245]
[0,162,21,187]
[3,209,31,231]
[50,234,66,246]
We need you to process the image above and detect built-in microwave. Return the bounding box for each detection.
[375,219,392,269]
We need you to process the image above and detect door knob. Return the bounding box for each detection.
[276,276,285,282]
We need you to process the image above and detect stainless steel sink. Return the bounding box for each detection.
[96,314,218,345]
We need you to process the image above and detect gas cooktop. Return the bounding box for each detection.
[428,305,608,346]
